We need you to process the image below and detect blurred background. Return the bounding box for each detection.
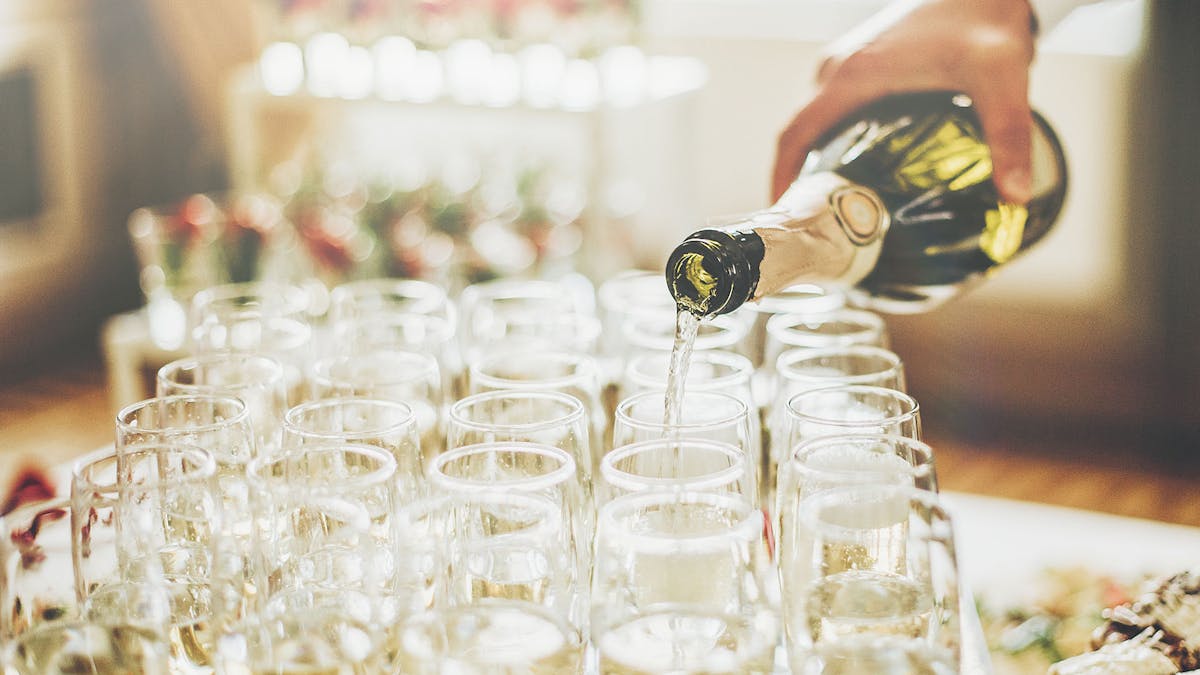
[0,0,1196,514]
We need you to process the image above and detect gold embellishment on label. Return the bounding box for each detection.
[980,202,1028,263]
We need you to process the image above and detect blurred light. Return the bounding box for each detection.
[441,154,482,195]
[648,56,710,100]
[519,43,566,109]
[559,58,600,111]
[445,39,492,106]
[408,50,444,103]
[483,53,522,108]
[603,179,645,220]
[305,32,351,97]
[340,45,375,99]
[260,41,305,96]
[373,36,417,101]
[599,45,647,107]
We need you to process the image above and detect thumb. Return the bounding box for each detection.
[972,87,1034,204]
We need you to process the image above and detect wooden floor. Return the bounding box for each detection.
[2,353,1199,528]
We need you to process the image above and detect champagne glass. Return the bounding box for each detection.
[764,308,890,366]
[284,398,424,504]
[741,284,846,368]
[331,312,461,402]
[591,491,778,674]
[156,353,288,458]
[244,443,400,663]
[612,390,756,462]
[458,277,596,367]
[621,349,755,412]
[447,390,591,481]
[2,499,171,673]
[72,444,225,673]
[785,385,922,451]
[597,270,676,379]
[328,278,453,324]
[622,311,750,356]
[775,435,939,623]
[783,484,960,674]
[114,396,259,626]
[311,350,444,459]
[766,348,908,505]
[598,438,755,506]
[430,444,588,631]
[393,600,585,674]
[190,281,314,403]
[467,350,604,475]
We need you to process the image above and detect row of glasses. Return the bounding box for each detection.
[14,271,976,672]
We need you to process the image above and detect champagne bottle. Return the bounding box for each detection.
[666,92,1068,316]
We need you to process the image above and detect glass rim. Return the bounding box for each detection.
[621,312,748,352]
[765,308,886,348]
[461,277,577,304]
[311,350,440,388]
[785,384,919,427]
[787,433,935,480]
[191,281,309,316]
[73,443,217,494]
[448,390,586,433]
[796,483,948,542]
[615,390,749,434]
[601,438,748,493]
[745,283,845,315]
[624,349,753,391]
[775,344,904,384]
[598,491,762,554]
[246,442,398,490]
[468,350,597,391]
[334,312,456,342]
[597,270,674,314]
[330,278,449,314]
[431,441,577,492]
[115,394,251,435]
[283,397,417,441]
[157,353,286,392]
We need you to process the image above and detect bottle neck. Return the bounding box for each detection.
[666,172,888,316]
[751,172,889,300]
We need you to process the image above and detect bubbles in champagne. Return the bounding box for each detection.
[806,570,932,643]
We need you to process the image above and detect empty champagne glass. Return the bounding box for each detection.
[764,309,890,364]
[597,270,676,378]
[430,444,588,631]
[613,390,756,463]
[156,353,288,457]
[741,284,846,368]
[284,398,424,504]
[331,312,461,402]
[458,277,596,367]
[468,350,604,474]
[72,444,225,673]
[622,311,750,357]
[190,281,314,402]
[591,491,778,674]
[237,444,399,672]
[598,438,755,506]
[2,498,171,673]
[447,390,591,481]
[783,484,960,674]
[328,278,453,325]
[311,350,444,459]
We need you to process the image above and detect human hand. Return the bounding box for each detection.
[772,0,1038,203]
